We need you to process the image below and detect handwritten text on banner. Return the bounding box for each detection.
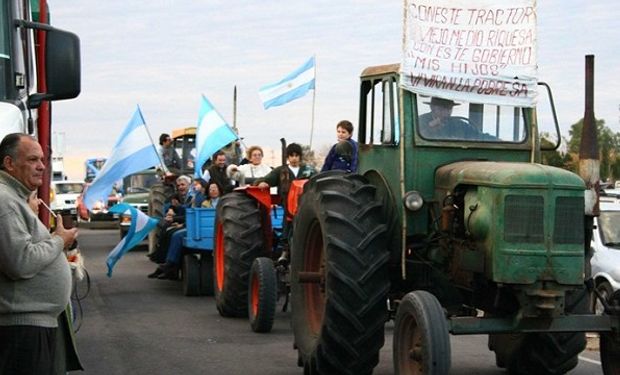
[401,0,537,107]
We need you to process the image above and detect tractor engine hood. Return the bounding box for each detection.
[435,161,585,192]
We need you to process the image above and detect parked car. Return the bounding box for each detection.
[76,183,122,222]
[50,180,85,220]
[591,199,620,313]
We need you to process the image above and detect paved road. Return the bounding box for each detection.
[72,228,604,374]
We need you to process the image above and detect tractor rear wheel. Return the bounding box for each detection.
[214,192,263,317]
[489,288,589,375]
[148,182,174,258]
[248,257,277,333]
[291,172,389,375]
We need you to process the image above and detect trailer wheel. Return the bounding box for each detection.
[248,257,277,333]
[393,291,451,375]
[600,290,620,374]
[199,253,214,296]
[148,182,174,258]
[182,254,201,296]
[489,288,588,375]
[291,172,389,375]
[214,192,263,317]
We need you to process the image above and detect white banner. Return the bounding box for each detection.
[401,0,538,107]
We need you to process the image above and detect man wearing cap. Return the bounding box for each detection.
[418,97,482,140]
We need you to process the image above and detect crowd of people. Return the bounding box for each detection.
[148,119,360,279]
[0,120,361,373]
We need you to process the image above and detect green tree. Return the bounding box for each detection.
[566,118,620,181]
[541,134,572,169]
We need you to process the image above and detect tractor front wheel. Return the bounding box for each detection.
[600,290,620,374]
[393,291,451,375]
[248,257,277,333]
[489,288,588,375]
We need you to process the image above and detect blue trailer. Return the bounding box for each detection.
[181,206,284,297]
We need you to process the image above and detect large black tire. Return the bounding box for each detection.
[393,291,451,375]
[200,253,214,296]
[290,172,390,375]
[248,257,277,333]
[214,192,264,317]
[182,254,201,296]
[489,288,589,375]
[148,182,174,256]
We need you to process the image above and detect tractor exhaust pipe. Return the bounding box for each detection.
[579,55,599,267]
[579,55,600,217]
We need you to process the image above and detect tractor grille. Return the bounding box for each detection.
[504,195,544,243]
[554,197,584,244]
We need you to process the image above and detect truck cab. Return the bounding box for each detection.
[0,0,80,140]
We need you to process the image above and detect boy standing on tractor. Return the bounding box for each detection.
[256,143,316,263]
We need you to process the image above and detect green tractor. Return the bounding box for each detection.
[289,64,620,374]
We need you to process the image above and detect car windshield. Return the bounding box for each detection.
[55,183,84,194]
[598,210,620,248]
[416,96,527,143]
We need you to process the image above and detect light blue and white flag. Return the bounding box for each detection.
[106,203,159,277]
[259,56,315,110]
[83,106,160,210]
[195,95,238,177]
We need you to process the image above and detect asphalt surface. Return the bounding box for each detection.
[72,228,605,374]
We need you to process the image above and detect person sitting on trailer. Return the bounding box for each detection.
[148,175,192,265]
[203,151,234,194]
[148,181,223,280]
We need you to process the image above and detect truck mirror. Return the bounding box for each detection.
[45,28,81,101]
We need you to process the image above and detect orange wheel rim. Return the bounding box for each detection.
[251,273,259,317]
[215,223,225,291]
[304,220,326,335]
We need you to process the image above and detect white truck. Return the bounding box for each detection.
[1,0,81,225]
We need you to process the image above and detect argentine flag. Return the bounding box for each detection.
[258,56,315,109]
[106,203,159,277]
[83,106,160,210]
[195,95,238,177]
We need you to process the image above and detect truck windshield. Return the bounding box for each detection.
[54,183,84,194]
[416,96,527,143]
[124,173,159,193]
[0,1,11,100]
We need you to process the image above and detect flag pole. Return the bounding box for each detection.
[232,86,248,150]
[139,105,167,172]
[309,54,316,149]
[233,85,238,134]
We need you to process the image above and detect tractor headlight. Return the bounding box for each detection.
[403,191,424,211]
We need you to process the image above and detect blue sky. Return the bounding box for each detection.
[50,1,620,173]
